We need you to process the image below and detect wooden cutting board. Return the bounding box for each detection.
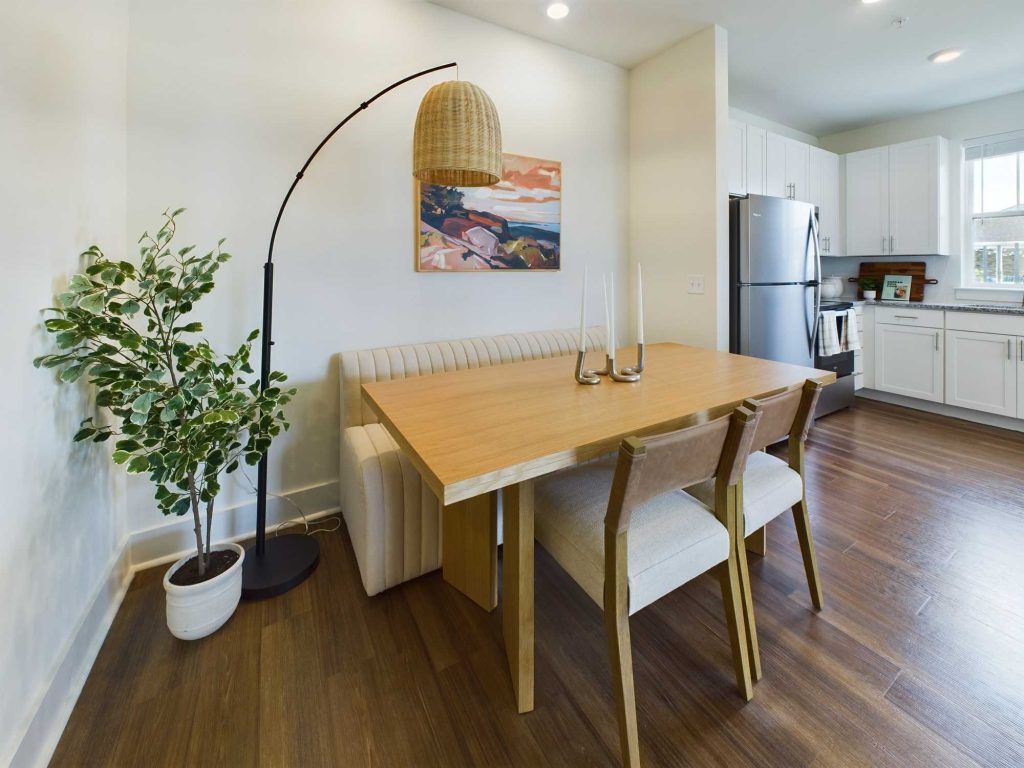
[847,262,938,302]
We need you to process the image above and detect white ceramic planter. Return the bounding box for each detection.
[863,290,877,300]
[163,542,244,640]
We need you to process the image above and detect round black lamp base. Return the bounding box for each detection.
[241,534,320,600]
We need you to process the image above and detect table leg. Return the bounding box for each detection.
[442,491,498,611]
[502,479,535,714]
[745,525,767,557]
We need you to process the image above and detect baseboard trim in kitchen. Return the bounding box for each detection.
[856,389,1024,433]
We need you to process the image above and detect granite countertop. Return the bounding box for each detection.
[854,299,1024,316]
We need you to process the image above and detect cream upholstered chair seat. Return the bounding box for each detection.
[687,451,802,536]
[535,456,729,615]
[339,326,606,596]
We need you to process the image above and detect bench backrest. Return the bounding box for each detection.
[339,326,608,429]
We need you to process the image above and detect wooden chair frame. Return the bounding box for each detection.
[601,407,761,767]
[737,379,824,682]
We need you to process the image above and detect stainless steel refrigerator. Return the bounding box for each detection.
[730,194,820,368]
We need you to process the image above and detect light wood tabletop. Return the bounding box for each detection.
[363,343,835,506]
[361,342,835,714]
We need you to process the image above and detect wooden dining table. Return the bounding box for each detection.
[361,342,835,714]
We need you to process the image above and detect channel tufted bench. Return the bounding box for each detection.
[339,326,607,596]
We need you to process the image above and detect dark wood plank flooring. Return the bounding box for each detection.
[52,399,1024,767]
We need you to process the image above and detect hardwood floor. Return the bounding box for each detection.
[52,399,1024,767]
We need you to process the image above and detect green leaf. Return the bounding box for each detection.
[59,364,86,383]
[112,450,132,464]
[131,391,158,413]
[78,292,105,314]
[68,274,94,293]
[73,427,96,442]
[127,456,150,473]
[44,319,75,332]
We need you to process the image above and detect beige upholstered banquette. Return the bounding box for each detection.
[339,326,608,596]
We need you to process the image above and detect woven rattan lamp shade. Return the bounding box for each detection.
[413,80,502,187]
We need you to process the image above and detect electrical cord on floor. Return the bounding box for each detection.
[235,466,342,537]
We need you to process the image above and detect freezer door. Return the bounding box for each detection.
[738,195,817,285]
[738,283,817,368]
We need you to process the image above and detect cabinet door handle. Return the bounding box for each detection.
[894,315,918,319]
[881,235,887,253]
[936,332,940,352]
[890,235,895,252]
[1009,338,1014,360]
[1020,339,1023,362]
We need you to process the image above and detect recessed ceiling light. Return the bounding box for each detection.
[928,48,963,64]
[546,2,569,19]
[862,0,883,4]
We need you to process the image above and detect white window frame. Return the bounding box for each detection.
[962,129,1024,292]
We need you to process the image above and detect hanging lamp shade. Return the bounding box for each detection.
[413,80,502,187]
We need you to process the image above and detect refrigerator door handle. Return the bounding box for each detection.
[808,211,822,358]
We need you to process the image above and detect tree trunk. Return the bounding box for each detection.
[205,497,214,560]
[187,473,205,576]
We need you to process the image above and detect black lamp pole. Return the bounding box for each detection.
[241,62,458,600]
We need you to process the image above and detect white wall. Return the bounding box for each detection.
[0,1,130,765]
[630,25,730,350]
[729,107,818,146]
[819,90,1024,302]
[123,0,629,550]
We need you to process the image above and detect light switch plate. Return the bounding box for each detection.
[687,274,705,294]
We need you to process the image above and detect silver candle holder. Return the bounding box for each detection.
[620,342,645,377]
[586,351,640,383]
[575,350,601,385]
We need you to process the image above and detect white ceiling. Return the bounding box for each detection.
[428,0,1024,136]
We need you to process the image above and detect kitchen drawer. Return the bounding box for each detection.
[875,306,944,329]
[944,311,1024,336]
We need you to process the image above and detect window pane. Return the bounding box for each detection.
[972,214,1024,284]
[982,152,1019,213]
[968,157,983,214]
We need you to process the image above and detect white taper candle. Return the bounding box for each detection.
[637,263,645,345]
[603,274,612,357]
[609,272,616,357]
[578,266,588,352]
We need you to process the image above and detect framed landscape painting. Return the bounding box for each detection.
[417,153,561,271]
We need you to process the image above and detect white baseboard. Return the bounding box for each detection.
[9,541,133,768]
[11,478,342,768]
[857,389,1024,433]
[129,479,340,569]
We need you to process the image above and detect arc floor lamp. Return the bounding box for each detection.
[241,62,503,599]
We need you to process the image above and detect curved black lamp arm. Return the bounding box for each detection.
[254,62,457,559]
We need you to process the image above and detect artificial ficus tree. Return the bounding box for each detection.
[34,209,295,579]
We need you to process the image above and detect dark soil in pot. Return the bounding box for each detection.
[169,549,240,586]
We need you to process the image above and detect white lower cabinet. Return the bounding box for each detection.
[1019,338,1024,418]
[874,323,944,402]
[945,329,1018,417]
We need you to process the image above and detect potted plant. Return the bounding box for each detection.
[858,277,878,301]
[34,210,295,640]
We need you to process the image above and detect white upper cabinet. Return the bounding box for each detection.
[766,133,809,201]
[889,137,949,256]
[786,139,810,202]
[844,136,950,257]
[728,120,746,196]
[809,147,842,256]
[745,125,767,196]
[765,131,787,198]
[845,146,890,257]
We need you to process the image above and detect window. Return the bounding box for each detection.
[964,131,1024,288]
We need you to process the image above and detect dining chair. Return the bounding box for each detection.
[533,407,762,767]
[686,379,824,682]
